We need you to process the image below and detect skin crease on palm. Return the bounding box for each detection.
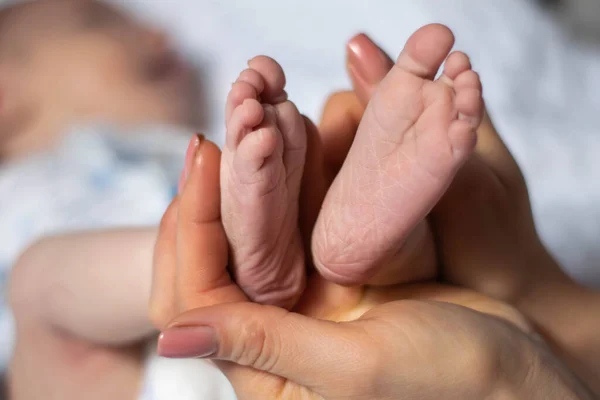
[152,27,595,400]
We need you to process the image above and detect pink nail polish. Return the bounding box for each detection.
[347,35,368,81]
[347,33,392,84]
[157,326,218,359]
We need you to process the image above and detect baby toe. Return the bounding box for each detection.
[274,101,306,150]
[454,70,482,93]
[396,23,455,80]
[448,119,477,160]
[443,51,472,80]
[237,68,265,94]
[226,81,259,121]
[226,98,264,149]
[456,88,484,129]
[248,55,287,103]
[235,127,279,174]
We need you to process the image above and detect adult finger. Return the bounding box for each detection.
[149,197,179,329]
[318,91,363,176]
[317,34,393,174]
[157,286,526,399]
[431,112,538,303]
[175,135,246,310]
[473,111,527,192]
[149,134,200,329]
[347,33,395,105]
[158,302,377,399]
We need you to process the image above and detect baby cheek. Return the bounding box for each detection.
[88,56,141,99]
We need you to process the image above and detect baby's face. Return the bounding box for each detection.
[3,0,194,128]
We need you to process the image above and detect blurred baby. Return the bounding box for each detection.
[0,1,227,399]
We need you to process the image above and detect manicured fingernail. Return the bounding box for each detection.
[178,134,204,194]
[347,33,391,84]
[157,326,217,358]
[347,33,375,83]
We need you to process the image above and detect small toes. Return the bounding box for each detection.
[237,68,265,94]
[274,101,306,150]
[226,81,259,121]
[454,70,482,93]
[260,105,283,153]
[226,98,264,149]
[448,119,477,160]
[235,127,279,173]
[456,88,484,129]
[443,51,472,80]
[248,55,287,103]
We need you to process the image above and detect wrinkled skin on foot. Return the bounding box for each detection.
[312,24,484,284]
[221,56,307,309]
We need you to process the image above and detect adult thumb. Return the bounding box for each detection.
[157,302,374,396]
[347,33,394,106]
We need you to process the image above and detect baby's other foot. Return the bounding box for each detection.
[313,24,484,284]
[221,56,307,308]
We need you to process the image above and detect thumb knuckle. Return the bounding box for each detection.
[229,307,285,373]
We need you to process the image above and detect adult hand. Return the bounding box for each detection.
[150,32,595,399]
[152,139,590,399]
[163,282,556,399]
[150,77,591,400]
[317,33,557,299]
[313,33,600,394]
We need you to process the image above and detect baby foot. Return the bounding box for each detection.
[312,24,484,283]
[221,56,307,308]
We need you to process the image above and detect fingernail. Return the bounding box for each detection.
[193,134,206,167]
[347,33,375,83]
[178,134,204,194]
[157,326,218,358]
[347,33,390,84]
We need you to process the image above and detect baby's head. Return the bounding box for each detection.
[0,0,194,159]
